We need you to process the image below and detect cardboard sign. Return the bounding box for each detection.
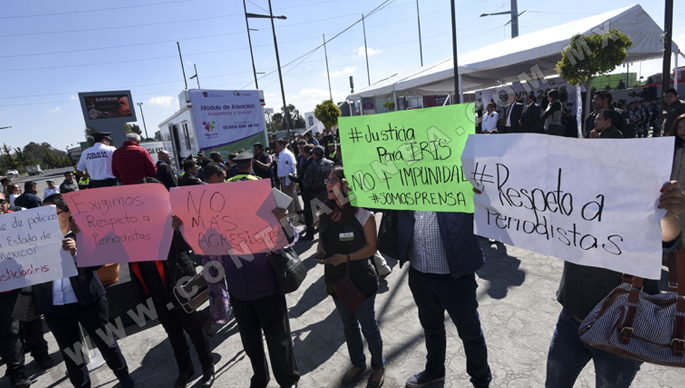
[64,185,174,267]
[461,134,674,279]
[339,104,475,212]
[169,179,287,256]
[0,207,77,292]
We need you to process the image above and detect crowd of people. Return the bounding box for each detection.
[2,87,685,388]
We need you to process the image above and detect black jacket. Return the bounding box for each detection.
[519,102,541,133]
[154,161,178,190]
[502,102,523,133]
[33,232,105,314]
[179,172,202,186]
[598,125,623,139]
[585,106,632,138]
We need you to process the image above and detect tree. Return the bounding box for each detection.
[14,148,32,168]
[556,28,633,121]
[84,127,98,146]
[617,79,626,90]
[270,112,285,132]
[646,76,654,85]
[154,130,162,141]
[1,143,17,171]
[383,99,396,111]
[124,123,142,135]
[314,99,342,130]
[280,104,305,129]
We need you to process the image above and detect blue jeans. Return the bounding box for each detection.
[545,309,642,388]
[332,294,384,371]
[408,267,491,388]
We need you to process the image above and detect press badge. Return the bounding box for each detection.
[339,232,354,241]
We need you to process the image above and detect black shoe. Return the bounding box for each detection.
[300,233,314,241]
[35,353,54,369]
[173,365,195,388]
[119,374,135,388]
[405,370,445,388]
[201,365,214,387]
[9,373,31,388]
[342,365,366,385]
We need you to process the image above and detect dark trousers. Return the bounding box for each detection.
[20,318,49,358]
[231,292,299,388]
[408,268,491,388]
[44,297,128,388]
[303,191,314,234]
[0,290,24,378]
[90,178,118,188]
[140,269,212,371]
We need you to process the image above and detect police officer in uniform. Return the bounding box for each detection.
[227,150,260,183]
[76,132,118,188]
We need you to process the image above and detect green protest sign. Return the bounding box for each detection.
[339,103,475,212]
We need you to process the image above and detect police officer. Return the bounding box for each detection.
[227,150,260,183]
[76,132,118,188]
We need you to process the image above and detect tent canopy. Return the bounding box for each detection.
[348,4,672,100]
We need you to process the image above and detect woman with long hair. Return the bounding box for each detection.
[316,166,385,387]
[33,194,134,388]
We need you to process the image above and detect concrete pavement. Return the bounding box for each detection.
[2,226,685,387]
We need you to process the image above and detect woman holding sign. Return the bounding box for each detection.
[316,166,385,388]
[32,194,135,388]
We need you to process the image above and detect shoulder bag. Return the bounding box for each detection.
[376,210,399,260]
[579,243,685,367]
[268,245,307,294]
[334,255,365,311]
[12,286,40,322]
[173,272,209,314]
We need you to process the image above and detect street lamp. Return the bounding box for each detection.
[245,1,291,144]
[136,102,149,140]
[480,0,525,38]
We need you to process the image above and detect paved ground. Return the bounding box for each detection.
[2,202,685,387]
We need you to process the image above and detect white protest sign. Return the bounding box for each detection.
[0,207,77,292]
[461,134,674,280]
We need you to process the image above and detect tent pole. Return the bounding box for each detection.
[393,91,398,111]
[675,51,679,91]
[458,74,464,104]
[450,0,460,103]
[348,101,353,116]
[576,86,583,138]
[660,0,673,138]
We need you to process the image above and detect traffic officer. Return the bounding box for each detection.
[76,132,118,188]
[227,150,260,183]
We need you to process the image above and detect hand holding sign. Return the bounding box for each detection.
[170,179,288,256]
[0,207,76,292]
[63,184,173,267]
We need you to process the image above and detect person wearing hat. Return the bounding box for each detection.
[227,150,260,183]
[76,132,117,188]
[43,179,60,199]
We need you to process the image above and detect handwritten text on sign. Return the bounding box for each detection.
[0,207,76,292]
[64,185,174,267]
[170,179,287,256]
[339,104,475,212]
[461,134,674,279]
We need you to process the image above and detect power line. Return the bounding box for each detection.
[0,0,199,19]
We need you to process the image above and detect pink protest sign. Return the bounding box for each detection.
[169,179,287,256]
[63,184,173,267]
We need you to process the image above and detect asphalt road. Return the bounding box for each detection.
[10,166,76,198]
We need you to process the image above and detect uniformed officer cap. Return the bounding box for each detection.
[93,132,112,142]
[234,150,254,162]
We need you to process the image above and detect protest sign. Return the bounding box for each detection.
[169,179,287,256]
[64,184,173,267]
[339,103,476,212]
[461,134,674,279]
[0,207,76,292]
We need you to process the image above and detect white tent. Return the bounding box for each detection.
[347,4,675,101]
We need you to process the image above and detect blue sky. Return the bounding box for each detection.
[0,0,682,152]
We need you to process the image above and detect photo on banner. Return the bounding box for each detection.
[169,179,288,256]
[63,184,174,267]
[339,103,476,212]
[0,207,77,292]
[461,133,674,279]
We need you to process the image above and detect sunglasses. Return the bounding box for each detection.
[324,177,340,185]
[0,199,8,204]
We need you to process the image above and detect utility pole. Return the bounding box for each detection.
[660,0,674,138]
[324,34,332,100]
[362,14,371,86]
[243,0,259,89]
[480,0,522,38]
[136,102,149,139]
[190,64,201,89]
[267,0,291,144]
[451,0,460,103]
[177,42,188,90]
[416,0,423,66]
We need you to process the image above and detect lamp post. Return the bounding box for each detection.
[246,1,291,144]
[480,0,524,38]
[136,102,149,140]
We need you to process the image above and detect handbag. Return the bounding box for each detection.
[12,286,40,322]
[376,210,399,260]
[173,272,209,314]
[268,246,307,294]
[579,243,685,367]
[334,255,364,311]
[546,123,566,136]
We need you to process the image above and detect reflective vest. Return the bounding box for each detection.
[226,174,260,183]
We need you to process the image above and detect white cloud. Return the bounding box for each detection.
[49,107,61,113]
[146,96,175,107]
[328,67,356,78]
[69,95,78,101]
[357,46,380,56]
